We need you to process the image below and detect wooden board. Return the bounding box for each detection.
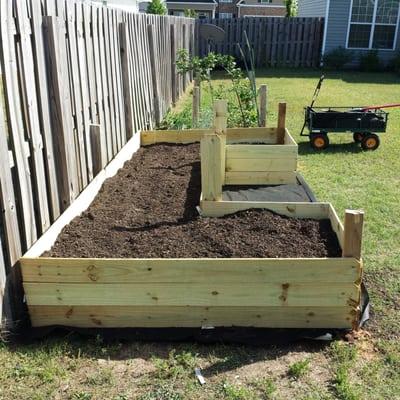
[226,158,297,173]
[23,282,359,307]
[141,128,280,146]
[21,257,361,284]
[28,305,357,329]
[200,200,331,219]
[225,171,298,185]
[226,144,297,158]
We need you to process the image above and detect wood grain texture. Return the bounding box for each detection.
[28,305,356,329]
[21,257,361,284]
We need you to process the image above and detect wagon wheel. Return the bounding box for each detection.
[361,133,380,151]
[310,133,329,150]
[353,132,365,143]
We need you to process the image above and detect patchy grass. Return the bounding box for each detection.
[1,69,399,399]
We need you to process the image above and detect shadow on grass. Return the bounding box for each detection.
[297,140,365,155]
[4,329,328,377]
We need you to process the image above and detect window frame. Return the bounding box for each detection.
[219,12,233,18]
[346,0,400,51]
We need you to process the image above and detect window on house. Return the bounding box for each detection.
[219,12,233,18]
[259,0,273,3]
[347,0,400,50]
[219,0,233,3]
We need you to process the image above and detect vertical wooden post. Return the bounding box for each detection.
[192,86,200,128]
[259,84,267,127]
[170,24,177,106]
[343,210,364,259]
[90,125,104,176]
[201,134,226,202]
[277,102,287,144]
[147,24,161,125]
[201,100,228,201]
[119,22,134,140]
[213,100,228,134]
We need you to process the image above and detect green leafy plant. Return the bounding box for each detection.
[176,48,259,127]
[184,9,198,18]
[146,0,167,15]
[285,0,298,17]
[359,50,382,72]
[323,47,353,69]
[288,358,310,379]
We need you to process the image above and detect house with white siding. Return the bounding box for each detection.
[298,0,400,65]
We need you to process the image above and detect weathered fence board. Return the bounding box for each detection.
[197,17,324,67]
[0,0,194,326]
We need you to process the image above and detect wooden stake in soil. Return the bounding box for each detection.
[259,84,267,127]
[277,102,287,144]
[213,100,228,134]
[343,210,364,260]
[192,86,200,128]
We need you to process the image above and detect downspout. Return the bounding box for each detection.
[321,0,330,65]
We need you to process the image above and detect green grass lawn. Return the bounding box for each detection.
[0,70,399,400]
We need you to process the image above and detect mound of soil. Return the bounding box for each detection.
[44,143,341,258]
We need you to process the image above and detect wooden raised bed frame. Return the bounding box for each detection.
[20,103,364,330]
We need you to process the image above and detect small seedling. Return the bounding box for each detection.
[288,358,311,379]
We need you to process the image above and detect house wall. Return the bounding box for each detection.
[217,0,240,17]
[297,0,327,18]
[324,0,400,65]
[238,6,285,16]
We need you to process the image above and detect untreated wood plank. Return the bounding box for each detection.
[23,282,359,307]
[201,134,226,201]
[343,210,364,260]
[226,158,297,173]
[28,305,356,329]
[225,171,298,185]
[226,144,297,158]
[258,84,267,127]
[21,257,361,284]
[200,200,331,219]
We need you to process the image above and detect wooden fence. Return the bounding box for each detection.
[0,0,194,326]
[196,17,324,67]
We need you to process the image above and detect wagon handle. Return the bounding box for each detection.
[300,75,325,136]
[361,103,400,111]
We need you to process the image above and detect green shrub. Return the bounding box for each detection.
[147,0,167,15]
[359,50,382,72]
[323,47,353,69]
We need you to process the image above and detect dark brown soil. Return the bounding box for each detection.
[45,143,341,258]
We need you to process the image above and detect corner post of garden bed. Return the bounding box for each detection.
[200,100,227,201]
[278,102,287,144]
[343,209,364,260]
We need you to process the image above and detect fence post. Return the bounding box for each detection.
[119,22,134,140]
[192,86,200,128]
[213,99,228,134]
[277,102,287,144]
[343,210,364,259]
[259,84,267,127]
[147,24,161,125]
[170,24,177,106]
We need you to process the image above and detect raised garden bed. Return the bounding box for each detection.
[20,105,364,331]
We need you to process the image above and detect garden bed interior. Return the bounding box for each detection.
[21,127,363,330]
